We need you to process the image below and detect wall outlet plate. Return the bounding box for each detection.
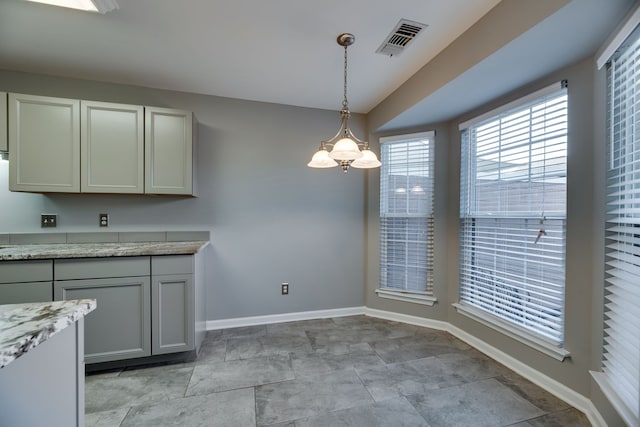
[281,283,289,295]
[99,213,109,227]
[41,214,57,228]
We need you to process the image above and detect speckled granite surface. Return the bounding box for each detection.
[0,299,96,368]
[0,241,208,261]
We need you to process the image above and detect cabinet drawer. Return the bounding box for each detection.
[55,256,150,280]
[0,282,52,304]
[0,260,52,283]
[151,255,193,276]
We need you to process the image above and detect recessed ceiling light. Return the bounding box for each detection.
[24,0,118,14]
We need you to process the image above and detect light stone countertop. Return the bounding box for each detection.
[0,299,97,368]
[0,240,208,261]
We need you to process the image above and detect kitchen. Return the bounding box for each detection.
[0,0,638,426]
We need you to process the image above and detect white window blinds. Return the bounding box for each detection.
[379,131,435,294]
[603,30,640,423]
[459,82,568,346]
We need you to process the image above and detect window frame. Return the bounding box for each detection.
[591,20,640,426]
[377,131,436,306]
[455,81,570,361]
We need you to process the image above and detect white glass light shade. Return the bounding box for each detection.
[307,149,338,168]
[329,137,363,160]
[351,148,381,168]
[25,0,118,13]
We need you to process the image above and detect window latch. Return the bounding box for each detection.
[534,215,547,244]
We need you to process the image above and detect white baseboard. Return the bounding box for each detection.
[206,306,365,330]
[362,307,606,427]
[363,307,450,331]
[447,324,601,426]
[205,305,606,426]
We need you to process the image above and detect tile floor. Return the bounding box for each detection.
[85,316,590,426]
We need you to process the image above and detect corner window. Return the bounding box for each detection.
[456,82,568,356]
[600,28,640,423]
[378,131,435,305]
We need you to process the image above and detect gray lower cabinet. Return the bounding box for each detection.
[0,260,53,304]
[52,254,202,364]
[54,256,151,364]
[151,255,194,354]
[152,274,193,354]
[0,318,86,427]
[54,276,151,364]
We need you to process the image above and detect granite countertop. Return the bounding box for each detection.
[0,240,208,261]
[0,299,96,368]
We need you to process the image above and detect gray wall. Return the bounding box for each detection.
[448,58,596,396]
[364,55,620,421]
[361,1,636,423]
[0,69,367,320]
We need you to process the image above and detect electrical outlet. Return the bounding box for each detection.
[281,283,289,295]
[99,213,109,227]
[41,214,57,228]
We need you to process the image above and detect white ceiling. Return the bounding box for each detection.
[0,0,636,129]
[0,0,501,113]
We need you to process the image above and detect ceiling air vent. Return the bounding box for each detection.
[376,19,427,57]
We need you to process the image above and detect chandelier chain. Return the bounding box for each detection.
[343,45,349,109]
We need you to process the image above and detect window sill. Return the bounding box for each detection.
[452,302,570,362]
[375,289,437,306]
[591,371,639,427]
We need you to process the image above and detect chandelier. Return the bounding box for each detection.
[307,33,381,173]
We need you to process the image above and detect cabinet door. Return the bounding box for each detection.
[145,107,193,195]
[81,100,144,193]
[54,277,151,364]
[152,274,194,354]
[8,93,80,192]
[0,92,7,152]
[0,282,52,304]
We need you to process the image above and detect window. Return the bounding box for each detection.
[378,131,435,305]
[456,82,568,357]
[599,26,640,424]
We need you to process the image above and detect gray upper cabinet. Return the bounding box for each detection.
[145,107,193,195]
[8,93,80,193]
[0,92,7,152]
[5,93,194,195]
[81,101,144,194]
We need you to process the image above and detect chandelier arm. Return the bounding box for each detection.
[322,122,348,145]
[322,119,368,146]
